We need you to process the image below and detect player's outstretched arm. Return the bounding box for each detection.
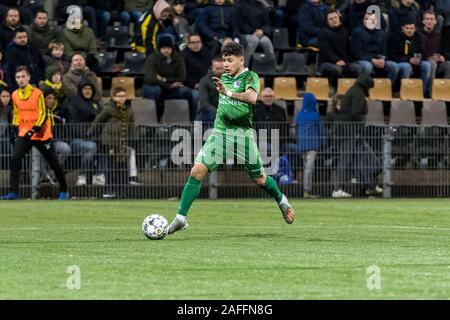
[213,77,258,105]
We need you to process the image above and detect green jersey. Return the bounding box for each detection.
[214,68,260,131]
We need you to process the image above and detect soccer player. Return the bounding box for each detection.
[0,66,68,200]
[168,42,295,235]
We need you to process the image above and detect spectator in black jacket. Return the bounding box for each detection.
[143,35,195,121]
[182,34,212,115]
[389,0,422,34]
[182,35,212,89]
[196,0,241,56]
[4,27,45,89]
[0,7,22,51]
[332,74,374,198]
[0,1,33,25]
[419,11,450,81]
[197,57,225,122]
[297,0,327,47]
[318,10,361,86]
[351,13,399,84]
[389,20,432,96]
[65,79,105,186]
[235,0,275,67]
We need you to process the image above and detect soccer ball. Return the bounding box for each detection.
[142,214,169,240]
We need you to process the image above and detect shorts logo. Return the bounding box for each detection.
[233,81,241,88]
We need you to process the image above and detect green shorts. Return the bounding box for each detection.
[195,128,265,179]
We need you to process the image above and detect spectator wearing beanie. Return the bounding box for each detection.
[143,35,196,121]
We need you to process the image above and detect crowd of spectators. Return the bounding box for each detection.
[1,0,450,197]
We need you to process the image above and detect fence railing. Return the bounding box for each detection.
[1,121,450,199]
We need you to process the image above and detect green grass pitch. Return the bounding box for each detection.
[0,199,449,299]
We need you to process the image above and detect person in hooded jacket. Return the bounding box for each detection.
[290,93,325,198]
[330,74,374,198]
[132,0,178,56]
[65,79,105,187]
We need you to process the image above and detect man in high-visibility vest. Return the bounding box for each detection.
[0,66,68,200]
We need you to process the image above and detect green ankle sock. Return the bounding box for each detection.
[261,176,283,203]
[177,176,202,216]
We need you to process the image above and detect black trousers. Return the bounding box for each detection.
[10,138,68,194]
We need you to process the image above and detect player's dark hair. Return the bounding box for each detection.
[15,65,30,75]
[221,42,244,57]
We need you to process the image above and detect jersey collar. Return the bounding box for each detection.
[233,68,248,79]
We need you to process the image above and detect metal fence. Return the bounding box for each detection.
[1,121,450,199]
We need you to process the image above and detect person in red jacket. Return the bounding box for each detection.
[0,66,68,200]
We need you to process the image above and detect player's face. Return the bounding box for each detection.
[223,54,243,77]
[0,90,11,106]
[15,71,31,88]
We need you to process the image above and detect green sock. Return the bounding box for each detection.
[261,176,283,203]
[177,176,202,216]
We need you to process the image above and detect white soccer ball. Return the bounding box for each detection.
[142,214,169,240]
